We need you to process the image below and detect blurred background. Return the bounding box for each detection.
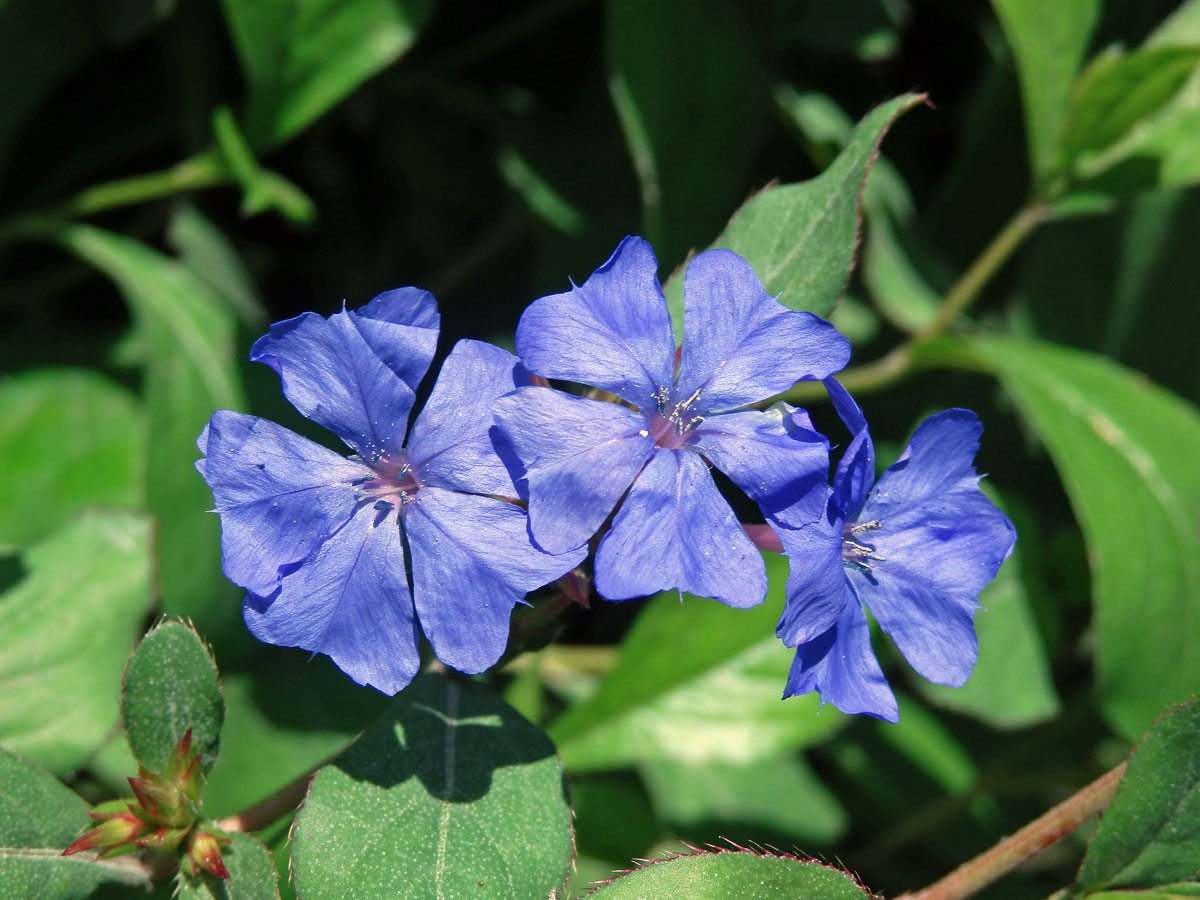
[1,1,1197,898]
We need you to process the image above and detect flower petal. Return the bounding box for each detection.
[825,377,874,520]
[515,236,675,412]
[405,488,584,674]
[853,410,1016,686]
[773,506,854,646]
[593,449,767,607]
[250,288,439,461]
[675,249,851,413]
[197,411,372,597]
[493,387,654,553]
[406,339,529,497]
[243,504,420,695]
[783,600,898,722]
[691,406,830,525]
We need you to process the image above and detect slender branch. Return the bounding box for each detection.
[0,150,229,241]
[916,202,1050,340]
[895,761,1127,900]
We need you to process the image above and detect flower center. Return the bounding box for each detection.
[842,519,883,572]
[357,453,422,514]
[648,386,704,450]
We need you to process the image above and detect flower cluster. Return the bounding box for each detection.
[197,236,1015,717]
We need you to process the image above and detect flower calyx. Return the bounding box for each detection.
[62,729,229,878]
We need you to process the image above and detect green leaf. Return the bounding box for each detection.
[990,0,1101,177]
[221,0,431,147]
[664,94,924,333]
[291,675,572,900]
[212,107,317,225]
[122,619,224,776]
[1085,888,1200,900]
[1077,700,1200,891]
[0,747,152,899]
[0,369,145,549]
[917,496,1060,729]
[201,657,388,820]
[548,554,843,772]
[1059,47,1200,174]
[166,203,267,330]
[57,224,247,640]
[640,754,846,844]
[931,337,1200,739]
[584,851,869,899]
[608,0,769,269]
[177,832,281,900]
[0,511,151,775]
[862,212,941,334]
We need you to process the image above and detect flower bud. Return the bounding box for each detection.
[186,828,232,879]
[62,802,147,857]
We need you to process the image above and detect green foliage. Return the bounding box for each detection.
[0,511,151,774]
[607,0,768,269]
[664,93,924,333]
[177,832,281,900]
[990,0,1101,178]
[123,619,224,776]
[291,675,572,900]
[584,851,870,899]
[548,554,841,772]
[221,0,431,147]
[936,337,1200,740]
[0,369,145,549]
[640,754,846,844]
[56,223,246,640]
[1076,700,1200,892]
[917,502,1060,728]
[0,747,151,899]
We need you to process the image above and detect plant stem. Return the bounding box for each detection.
[215,773,312,834]
[895,761,1127,900]
[0,150,229,241]
[916,202,1049,340]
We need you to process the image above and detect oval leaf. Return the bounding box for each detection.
[0,511,152,775]
[934,336,1200,739]
[0,747,151,898]
[1077,699,1200,891]
[585,851,869,899]
[0,369,145,549]
[123,619,224,776]
[292,675,572,900]
[665,93,924,331]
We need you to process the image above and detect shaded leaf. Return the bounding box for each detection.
[1059,47,1200,175]
[991,0,1101,177]
[177,832,281,900]
[57,224,247,641]
[0,512,151,775]
[931,337,1200,739]
[291,675,572,900]
[0,747,151,898]
[167,203,267,330]
[221,0,431,147]
[664,94,924,333]
[640,754,846,844]
[585,851,869,899]
[1077,700,1200,891]
[123,619,224,776]
[0,369,145,549]
[608,0,769,269]
[548,554,843,772]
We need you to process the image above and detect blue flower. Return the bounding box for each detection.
[774,378,1017,722]
[196,289,584,694]
[493,236,850,607]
